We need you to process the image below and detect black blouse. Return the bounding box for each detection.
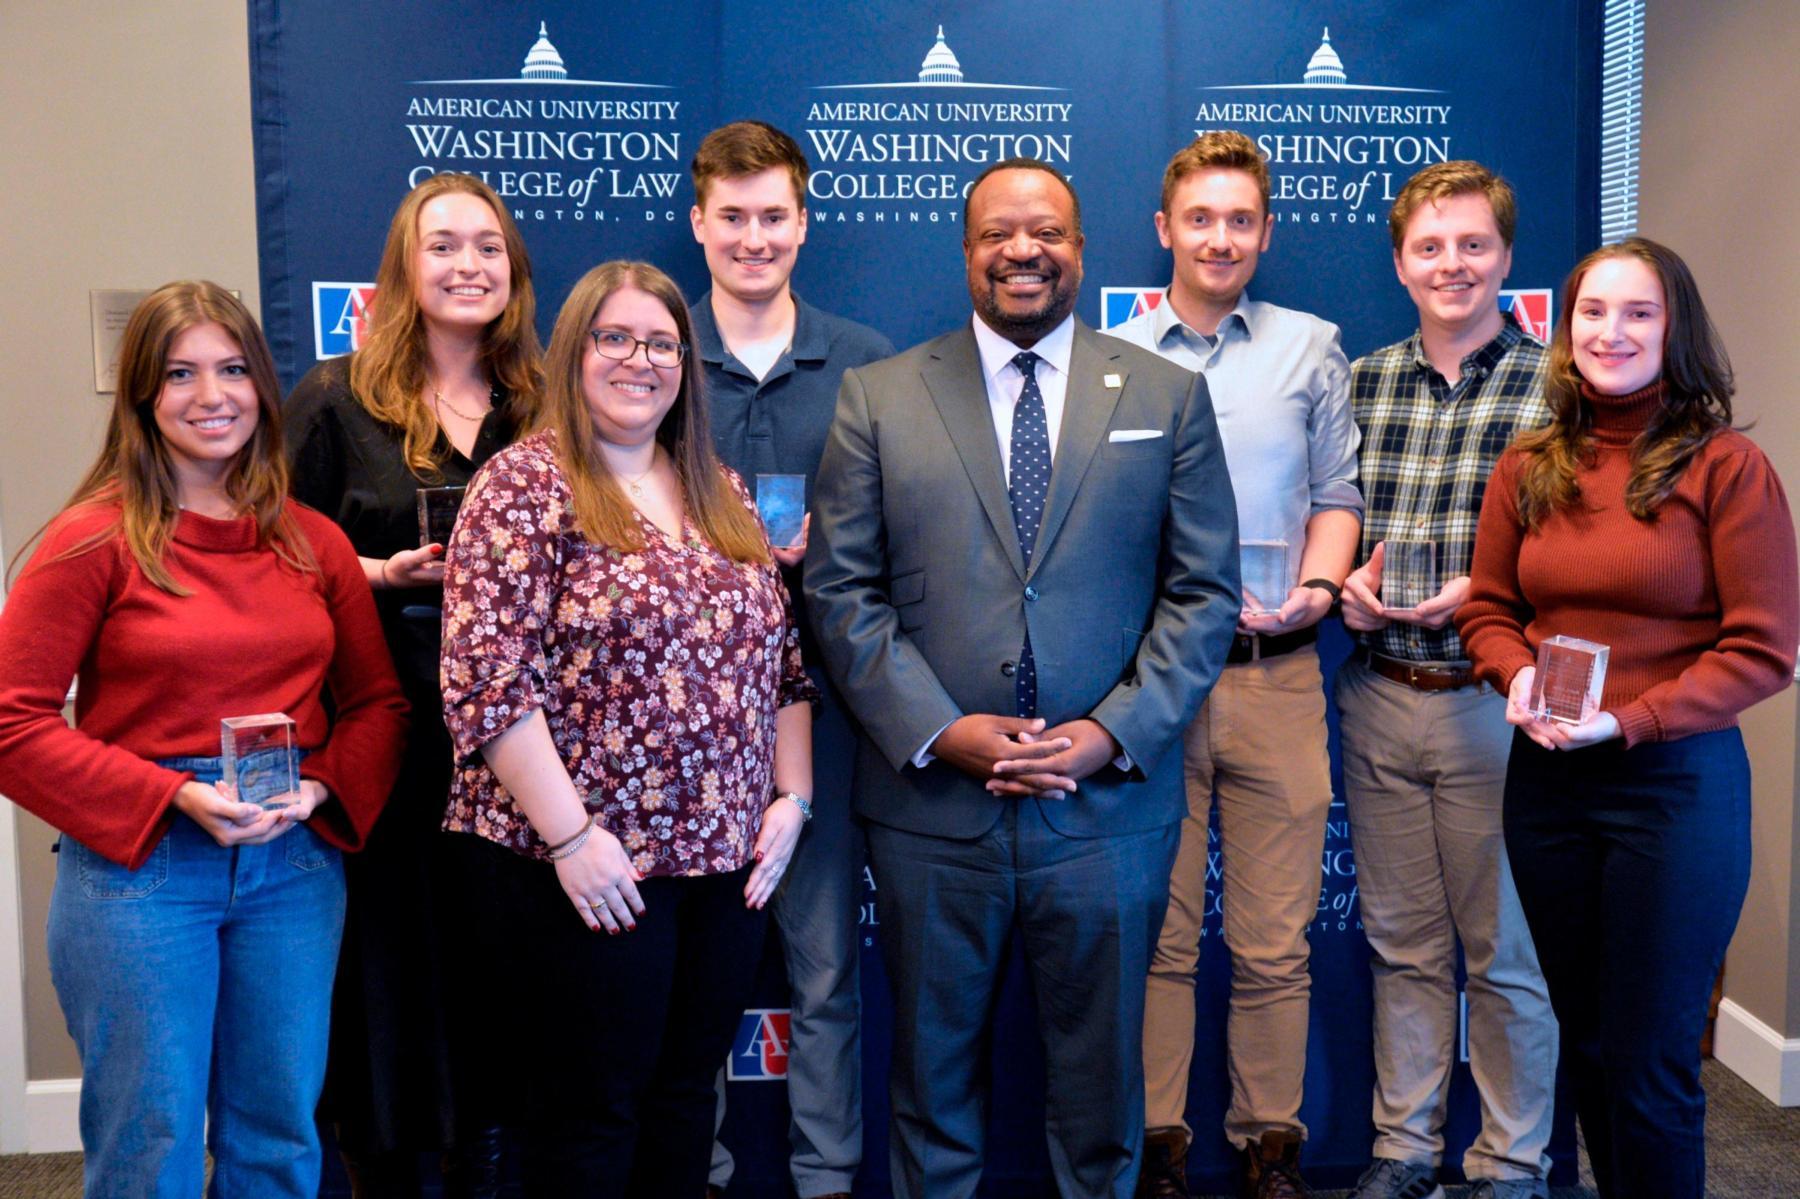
[285,357,518,699]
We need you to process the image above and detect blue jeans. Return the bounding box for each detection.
[1504,727,1751,1199]
[47,753,345,1199]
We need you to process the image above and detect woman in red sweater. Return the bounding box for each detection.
[0,281,407,1198]
[1459,238,1798,1199]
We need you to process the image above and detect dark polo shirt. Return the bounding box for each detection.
[693,290,894,661]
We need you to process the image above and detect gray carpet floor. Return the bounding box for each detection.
[1,1061,1795,1197]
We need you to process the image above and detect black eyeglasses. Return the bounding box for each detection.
[589,329,688,368]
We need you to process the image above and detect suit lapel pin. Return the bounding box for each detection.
[1104,373,1123,389]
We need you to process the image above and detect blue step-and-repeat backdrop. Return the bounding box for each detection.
[250,2,1598,1193]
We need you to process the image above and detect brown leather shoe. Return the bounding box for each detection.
[1240,1129,1312,1199]
[1137,1126,1192,1198]
[705,1188,726,1199]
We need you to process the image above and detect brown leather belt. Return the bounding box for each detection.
[1227,626,1317,665]
[1361,649,1475,692]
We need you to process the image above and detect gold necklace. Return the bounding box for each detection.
[618,459,656,498]
[430,381,489,422]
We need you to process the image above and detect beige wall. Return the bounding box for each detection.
[1,0,260,1079]
[1640,1,1800,1037]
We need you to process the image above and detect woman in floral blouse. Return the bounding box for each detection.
[439,260,816,1197]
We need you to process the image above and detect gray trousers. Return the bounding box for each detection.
[868,801,1177,1199]
[1335,658,1558,1181]
[711,669,864,1197]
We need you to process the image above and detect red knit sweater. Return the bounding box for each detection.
[1460,382,1798,747]
[0,501,409,868]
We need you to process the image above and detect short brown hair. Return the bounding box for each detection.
[1161,131,1269,215]
[1388,161,1517,252]
[690,121,809,209]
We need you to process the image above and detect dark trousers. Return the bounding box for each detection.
[866,800,1179,1199]
[451,833,768,1198]
[1503,727,1751,1199]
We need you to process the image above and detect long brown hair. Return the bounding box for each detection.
[538,261,768,563]
[1514,237,1735,527]
[348,173,543,477]
[14,281,315,594]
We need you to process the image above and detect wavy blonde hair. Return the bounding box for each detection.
[15,281,315,594]
[348,173,543,477]
[538,261,768,564]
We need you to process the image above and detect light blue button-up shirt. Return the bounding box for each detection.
[1106,290,1362,588]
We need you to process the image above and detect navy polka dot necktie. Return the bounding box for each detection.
[1009,351,1050,716]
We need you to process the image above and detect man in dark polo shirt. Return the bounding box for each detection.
[690,119,893,1199]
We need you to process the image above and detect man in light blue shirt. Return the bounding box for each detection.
[1108,130,1362,1199]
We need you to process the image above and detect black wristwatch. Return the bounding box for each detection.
[1300,577,1342,602]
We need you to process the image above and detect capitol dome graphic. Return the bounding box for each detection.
[917,26,964,83]
[521,21,568,80]
[1303,27,1347,85]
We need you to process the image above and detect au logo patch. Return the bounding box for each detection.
[1099,287,1163,331]
[312,283,377,359]
[727,1008,791,1080]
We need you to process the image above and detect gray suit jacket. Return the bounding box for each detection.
[804,318,1240,840]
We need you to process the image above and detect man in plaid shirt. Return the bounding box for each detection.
[1336,162,1558,1199]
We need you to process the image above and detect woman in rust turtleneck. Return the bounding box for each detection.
[1459,237,1797,1199]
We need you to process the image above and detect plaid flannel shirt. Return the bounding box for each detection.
[1350,320,1550,663]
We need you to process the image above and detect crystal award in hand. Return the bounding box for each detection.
[1383,539,1437,617]
[416,485,467,547]
[755,474,806,549]
[220,713,299,808]
[1529,635,1609,725]
[1239,539,1289,616]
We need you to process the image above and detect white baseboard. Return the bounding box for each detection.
[1715,997,1800,1106]
[24,1077,80,1153]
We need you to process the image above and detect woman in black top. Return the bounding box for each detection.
[285,172,543,1197]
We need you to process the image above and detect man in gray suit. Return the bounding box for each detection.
[805,159,1241,1199]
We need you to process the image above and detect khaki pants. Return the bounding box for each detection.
[1143,646,1332,1148]
[1335,658,1556,1181]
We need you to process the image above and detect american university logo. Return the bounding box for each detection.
[804,27,1073,225]
[1499,289,1553,342]
[728,1009,792,1081]
[398,21,685,224]
[1099,288,1163,332]
[312,283,377,359]
[1192,26,1453,224]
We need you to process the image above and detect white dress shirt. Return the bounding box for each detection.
[971,312,1075,481]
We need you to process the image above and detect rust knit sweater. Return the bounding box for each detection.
[0,502,409,868]
[1460,381,1798,747]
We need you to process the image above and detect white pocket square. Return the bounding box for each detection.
[1108,429,1163,443]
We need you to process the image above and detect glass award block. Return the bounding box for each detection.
[1383,539,1437,616]
[1529,635,1610,725]
[416,485,467,547]
[1238,539,1289,616]
[220,713,299,808]
[755,474,806,548]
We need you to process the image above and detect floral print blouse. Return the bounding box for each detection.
[440,429,817,876]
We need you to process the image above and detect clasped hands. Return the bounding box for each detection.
[932,714,1118,800]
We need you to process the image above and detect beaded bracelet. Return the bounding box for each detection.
[545,815,596,861]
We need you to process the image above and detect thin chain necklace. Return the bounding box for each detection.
[618,456,657,498]
[430,380,490,422]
